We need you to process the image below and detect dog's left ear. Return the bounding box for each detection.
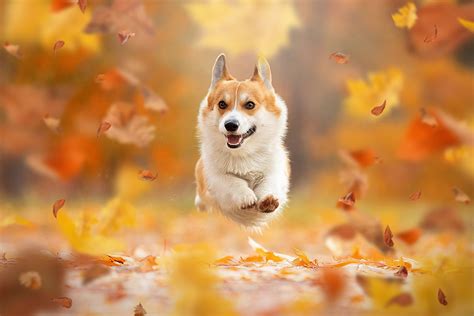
[251,56,273,91]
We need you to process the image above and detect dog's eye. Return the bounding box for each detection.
[244,101,255,110]
[218,101,227,109]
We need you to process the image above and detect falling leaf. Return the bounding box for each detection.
[3,42,22,59]
[394,266,408,278]
[52,40,65,53]
[43,114,61,133]
[339,149,380,169]
[452,187,471,204]
[18,271,42,290]
[384,225,394,247]
[458,17,474,32]
[138,170,157,181]
[344,68,403,118]
[184,0,300,57]
[386,292,414,307]
[103,103,155,147]
[329,52,349,64]
[51,297,72,308]
[292,249,317,268]
[100,255,126,266]
[97,121,112,138]
[52,199,66,218]
[78,0,87,13]
[392,2,418,29]
[117,30,136,45]
[134,303,147,316]
[420,108,438,127]
[317,268,346,302]
[326,223,357,240]
[424,24,438,43]
[396,228,422,245]
[409,190,422,201]
[337,192,355,210]
[438,288,448,305]
[371,100,386,116]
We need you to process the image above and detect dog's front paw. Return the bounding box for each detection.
[258,195,279,213]
[238,189,258,210]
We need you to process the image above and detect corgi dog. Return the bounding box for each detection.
[195,54,290,227]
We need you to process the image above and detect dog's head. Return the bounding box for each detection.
[199,54,287,151]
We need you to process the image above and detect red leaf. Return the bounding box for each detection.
[337,191,355,211]
[396,228,422,245]
[53,40,65,54]
[329,52,349,64]
[371,100,386,116]
[97,121,112,138]
[438,288,448,305]
[409,190,422,201]
[52,199,65,218]
[394,266,408,278]
[138,170,158,181]
[386,292,414,307]
[78,0,87,13]
[51,297,72,308]
[384,225,394,247]
[452,187,471,204]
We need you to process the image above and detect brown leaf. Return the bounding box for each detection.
[438,288,448,305]
[134,302,147,316]
[420,207,465,232]
[52,199,66,218]
[18,271,42,290]
[337,191,355,211]
[386,292,414,307]
[452,187,471,204]
[396,228,422,245]
[53,40,65,54]
[51,297,72,308]
[78,0,87,13]
[329,52,349,64]
[97,121,112,138]
[371,100,386,116]
[118,30,136,45]
[3,42,23,59]
[384,225,394,248]
[394,266,408,278]
[138,170,158,181]
[424,24,438,43]
[409,190,422,201]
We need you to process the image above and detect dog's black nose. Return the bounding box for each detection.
[224,120,239,132]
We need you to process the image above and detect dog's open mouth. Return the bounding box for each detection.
[226,126,256,149]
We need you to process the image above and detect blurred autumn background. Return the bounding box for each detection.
[0,0,473,315]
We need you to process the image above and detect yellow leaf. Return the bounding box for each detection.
[458,17,474,32]
[56,211,124,256]
[344,67,404,119]
[114,164,151,201]
[98,197,136,235]
[184,0,300,57]
[0,214,34,228]
[392,2,418,29]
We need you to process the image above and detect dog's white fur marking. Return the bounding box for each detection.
[196,55,290,228]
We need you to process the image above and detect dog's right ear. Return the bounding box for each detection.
[210,54,232,89]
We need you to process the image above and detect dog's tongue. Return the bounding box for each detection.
[227,135,242,145]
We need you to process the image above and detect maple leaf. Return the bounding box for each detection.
[344,68,403,119]
[103,103,155,148]
[392,2,418,29]
[184,0,300,57]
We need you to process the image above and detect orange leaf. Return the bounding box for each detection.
[329,52,349,64]
[409,190,422,201]
[51,297,72,308]
[214,256,235,265]
[337,191,355,211]
[396,228,422,245]
[138,170,158,181]
[53,40,65,54]
[97,121,112,138]
[52,199,65,218]
[371,100,386,116]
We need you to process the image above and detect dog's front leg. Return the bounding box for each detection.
[254,173,288,213]
[207,172,258,211]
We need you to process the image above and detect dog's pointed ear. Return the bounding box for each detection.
[251,56,273,91]
[210,54,232,88]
